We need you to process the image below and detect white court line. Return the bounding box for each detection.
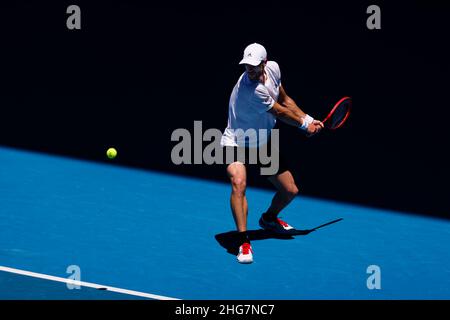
[0,265,180,300]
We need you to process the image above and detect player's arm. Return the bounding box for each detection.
[271,84,324,135]
[277,84,306,118]
[268,101,307,127]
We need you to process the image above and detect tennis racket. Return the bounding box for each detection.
[310,218,343,231]
[322,96,352,130]
[288,218,343,235]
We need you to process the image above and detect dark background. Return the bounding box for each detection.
[1,1,449,219]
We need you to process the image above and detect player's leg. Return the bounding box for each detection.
[266,170,299,217]
[259,170,298,232]
[243,190,248,224]
[227,162,253,263]
[227,162,248,232]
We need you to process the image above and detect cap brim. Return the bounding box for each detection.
[239,57,261,66]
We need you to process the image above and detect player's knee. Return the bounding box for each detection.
[231,178,246,195]
[284,184,299,199]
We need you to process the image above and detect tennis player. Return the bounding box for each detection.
[220,43,324,263]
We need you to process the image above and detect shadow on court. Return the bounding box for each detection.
[215,218,343,255]
[215,229,312,255]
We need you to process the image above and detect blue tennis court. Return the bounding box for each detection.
[1,146,450,300]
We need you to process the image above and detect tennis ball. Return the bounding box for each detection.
[106,147,117,159]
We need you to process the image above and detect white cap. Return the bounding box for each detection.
[239,43,267,66]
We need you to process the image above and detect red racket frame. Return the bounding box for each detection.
[322,96,352,130]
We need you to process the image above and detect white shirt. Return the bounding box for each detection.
[221,61,282,148]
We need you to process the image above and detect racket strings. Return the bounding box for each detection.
[328,100,350,129]
[331,105,347,128]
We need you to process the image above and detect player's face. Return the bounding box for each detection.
[245,62,265,80]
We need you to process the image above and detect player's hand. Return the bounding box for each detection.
[306,120,324,137]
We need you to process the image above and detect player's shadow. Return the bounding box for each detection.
[214,229,312,256]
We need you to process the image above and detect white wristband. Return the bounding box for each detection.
[299,114,314,131]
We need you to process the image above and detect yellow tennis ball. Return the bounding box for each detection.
[106,147,117,159]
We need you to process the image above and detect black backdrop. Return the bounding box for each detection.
[1,1,449,219]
